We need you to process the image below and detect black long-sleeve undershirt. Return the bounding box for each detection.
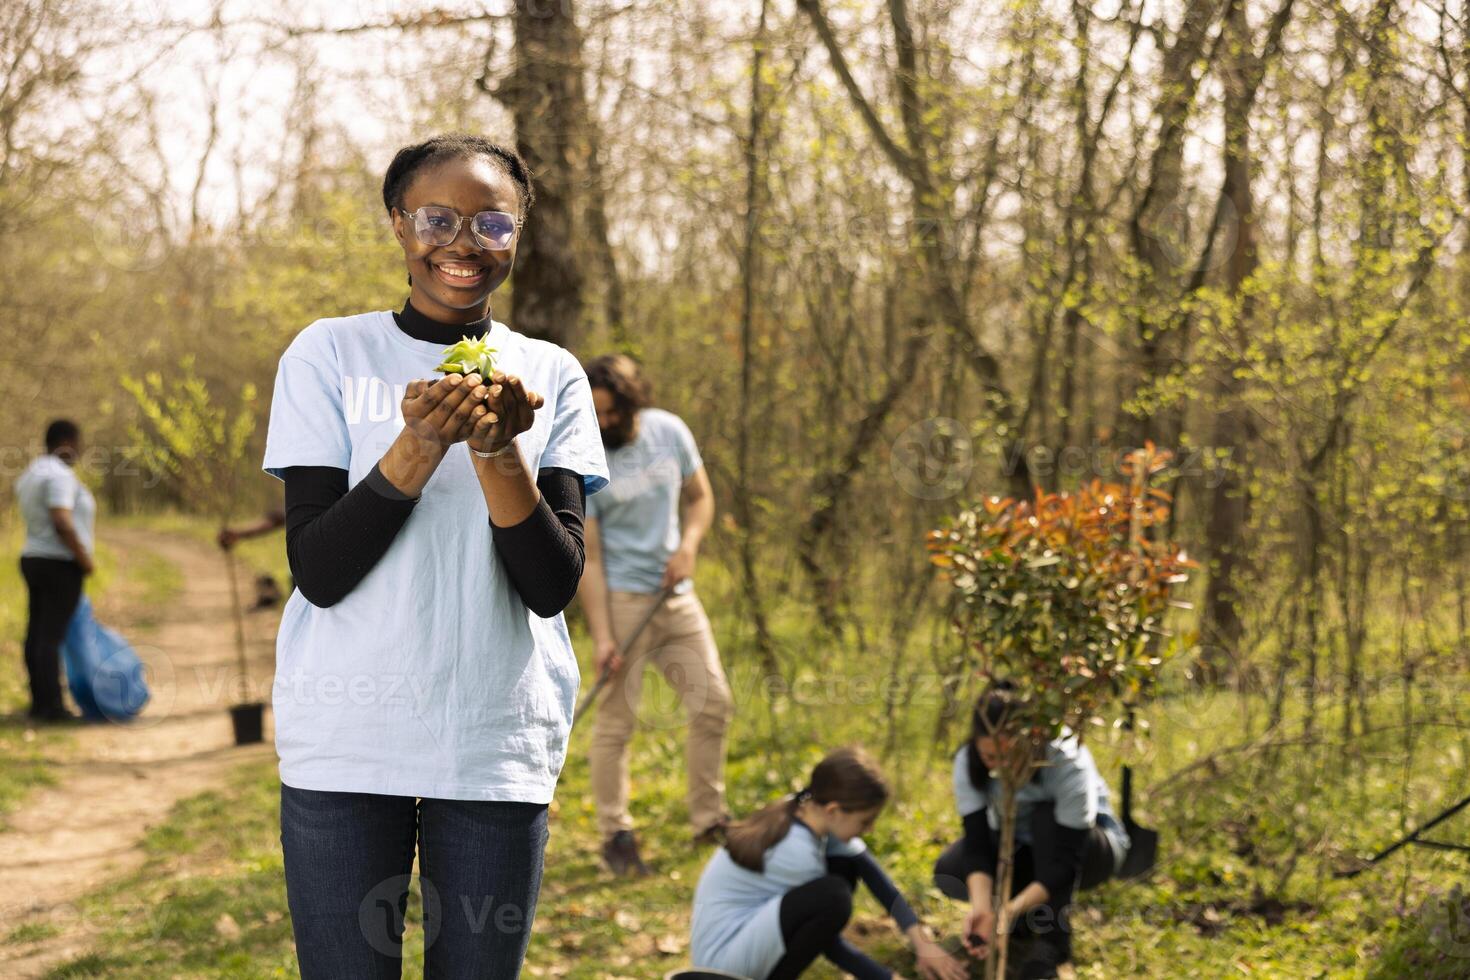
[283,463,417,608]
[489,468,586,617]
[826,851,920,934]
[959,805,1090,901]
[283,464,585,616]
[772,850,921,980]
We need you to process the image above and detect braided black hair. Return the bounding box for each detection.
[381,133,535,221]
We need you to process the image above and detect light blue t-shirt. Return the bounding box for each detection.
[16,455,96,561]
[586,407,702,594]
[691,817,867,978]
[261,310,608,803]
[953,735,1130,860]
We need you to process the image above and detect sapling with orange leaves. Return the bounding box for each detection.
[926,443,1195,979]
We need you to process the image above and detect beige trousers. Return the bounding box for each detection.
[589,590,734,839]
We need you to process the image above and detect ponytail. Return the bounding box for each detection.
[725,792,803,872]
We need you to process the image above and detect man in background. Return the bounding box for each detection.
[15,420,95,722]
[578,355,733,877]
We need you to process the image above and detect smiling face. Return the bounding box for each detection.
[391,154,521,324]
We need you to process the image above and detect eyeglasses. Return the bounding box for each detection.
[398,206,522,251]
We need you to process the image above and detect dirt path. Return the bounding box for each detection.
[0,526,279,978]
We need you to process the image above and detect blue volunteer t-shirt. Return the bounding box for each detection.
[261,310,608,803]
[691,819,867,978]
[952,733,1129,854]
[586,407,702,595]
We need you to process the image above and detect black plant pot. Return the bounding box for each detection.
[230,701,265,745]
[664,972,751,980]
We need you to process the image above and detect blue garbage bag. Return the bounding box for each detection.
[60,595,151,721]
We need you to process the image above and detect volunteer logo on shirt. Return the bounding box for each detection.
[343,376,408,426]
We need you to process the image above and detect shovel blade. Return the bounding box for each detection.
[1118,821,1159,880]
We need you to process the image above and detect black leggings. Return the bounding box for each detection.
[932,803,1116,945]
[19,556,84,716]
[768,863,894,980]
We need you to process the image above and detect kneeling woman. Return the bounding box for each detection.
[933,683,1130,979]
[691,747,967,980]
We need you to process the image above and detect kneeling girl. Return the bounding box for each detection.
[690,746,967,980]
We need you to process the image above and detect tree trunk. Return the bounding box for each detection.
[796,0,1032,498]
[735,0,780,682]
[1302,479,1324,735]
[1199,0,1264,685]
[500,1,588,348]
[583,117,625,345]
[990,778,1021,980]
[1124,0,1230,449]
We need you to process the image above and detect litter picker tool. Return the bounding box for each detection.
[572,585,675,727]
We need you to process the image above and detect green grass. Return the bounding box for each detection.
[4,920,61,946]
[1366,886,1470,980]
[116,546,184,628]
[0,519,68,822]
[24,539,1470,977]
[38,669,1470,972]
[36,758,298,979]
[0,510,187,826]
[114,511,289,587]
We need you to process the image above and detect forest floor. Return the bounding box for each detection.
[0,520,277,978]
[1,514,1466,979]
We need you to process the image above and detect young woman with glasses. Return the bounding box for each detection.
[261,133,608,978]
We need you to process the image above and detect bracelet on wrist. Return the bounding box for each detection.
[470,439,514,459]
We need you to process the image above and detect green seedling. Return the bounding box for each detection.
[434,335,498,379]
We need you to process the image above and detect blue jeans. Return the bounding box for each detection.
[279,782,549,979]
